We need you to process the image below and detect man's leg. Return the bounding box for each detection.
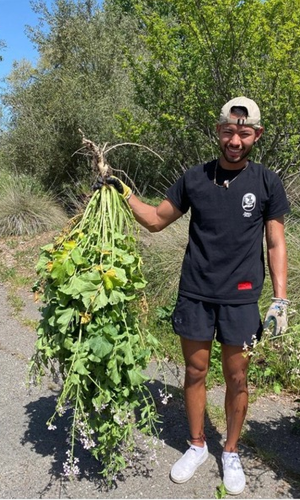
[221,344,250,452]
[181,338,212,445]
[221,344,250,495]
[170,339,211,483]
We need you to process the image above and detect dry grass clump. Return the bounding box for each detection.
[140,213,189,303]
[0,173,68,236]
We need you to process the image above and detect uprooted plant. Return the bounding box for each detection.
[28,131,165,481]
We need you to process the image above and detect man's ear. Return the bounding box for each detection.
[254,127,264,142]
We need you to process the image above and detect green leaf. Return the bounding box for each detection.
[122,387,130,397]
[90,287,108,310]
[108,290,126,305]
[83,270,103,283]
[133,280,146,289]
[124,345,134,365]
[71,247,86,265]
[92,392,111,410]
[107,360,122,385]
[73,358,90,375]
[89,336,113,358]
[36,253,52,274]
[127,368,148,386]
[264,367,272,377]
[50,261,67,283]
[273,382,282,395]
[56,307,75,333]
[65,259,76,276]
[88,353,101,363]
[63,241,76,250]
[63,337,75,350]
[69,373,80,385]
[103,267,127,290]
[60,276,99,297]
[146,332,160,348]
[112,232,126,241]
[102,324,119,337]
[40,243,55,252]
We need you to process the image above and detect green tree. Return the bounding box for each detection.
[2,0,300,195]
[0,0,142,193]
[113,0,300,184]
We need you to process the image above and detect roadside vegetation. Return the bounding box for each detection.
[0,170,68,236]
[1,0,300,195]
[0,173,300,397]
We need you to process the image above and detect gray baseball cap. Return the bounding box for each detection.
[219,96,261,129]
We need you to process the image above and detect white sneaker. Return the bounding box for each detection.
[170,444,208,483]
[222,452,246,495]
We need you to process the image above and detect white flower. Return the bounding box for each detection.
[158,388,173,405]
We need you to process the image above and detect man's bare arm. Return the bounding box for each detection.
[265,217,288,298]
[128,194,183,232]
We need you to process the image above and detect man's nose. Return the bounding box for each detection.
[229,134,241,146]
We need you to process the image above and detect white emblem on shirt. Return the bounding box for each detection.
[242,193,256,217]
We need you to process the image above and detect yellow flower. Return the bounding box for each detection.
[46,261,53,271]
[80,312,92,324]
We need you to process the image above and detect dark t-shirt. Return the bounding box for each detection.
[166,160,290,304]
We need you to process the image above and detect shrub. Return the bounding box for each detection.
[0,173,68,236]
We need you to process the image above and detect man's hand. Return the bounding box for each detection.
[106,176,132,200]
[92,177,105,191]
[263,297,289,336]
[92,175,132,200]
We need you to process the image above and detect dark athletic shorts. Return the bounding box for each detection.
[171,295,263,347]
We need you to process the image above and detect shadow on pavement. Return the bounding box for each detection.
[21,372,300,498]
[21,394,107,496]
[21,378,225,495]
[242,412,300,498]
[147,378,224,475]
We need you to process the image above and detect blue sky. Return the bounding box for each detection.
[0,0,52,80]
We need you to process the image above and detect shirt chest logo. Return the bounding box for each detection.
[242,193,256,217]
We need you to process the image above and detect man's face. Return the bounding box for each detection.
[217,115,263,165]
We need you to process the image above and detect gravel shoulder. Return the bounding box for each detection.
[1,283,300,499]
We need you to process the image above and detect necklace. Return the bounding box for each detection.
[213,160,249,189]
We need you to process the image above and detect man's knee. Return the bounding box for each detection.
[185,363,209,384]
[221,344,250,389]
[224,369,248,393]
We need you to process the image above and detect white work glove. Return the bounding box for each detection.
[263,297,289,336]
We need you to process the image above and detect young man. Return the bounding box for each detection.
[100,97,290,495]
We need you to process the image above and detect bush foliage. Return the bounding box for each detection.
[0,173,68,236]
[1,0,300,194]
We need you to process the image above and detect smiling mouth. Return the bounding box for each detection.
[227,148,242,157]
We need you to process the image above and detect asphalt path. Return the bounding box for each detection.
[0,283,300,499]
